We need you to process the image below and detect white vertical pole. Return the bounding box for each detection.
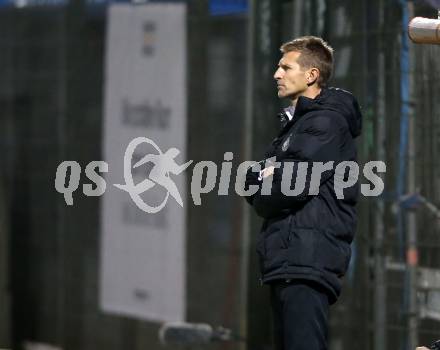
[407,2,418,349]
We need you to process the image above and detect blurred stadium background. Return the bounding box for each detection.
[0,0,440,349]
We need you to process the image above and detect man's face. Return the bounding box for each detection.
[274,51,309,100]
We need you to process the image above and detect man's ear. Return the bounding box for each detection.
[307,68,320,86]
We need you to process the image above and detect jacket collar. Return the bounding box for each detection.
[276,88,327,129]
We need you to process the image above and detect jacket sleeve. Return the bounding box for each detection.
[251,114,345,218]
[243,165,260,206]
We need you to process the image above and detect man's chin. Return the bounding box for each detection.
[277,91,286,98]
[278,90,300,101]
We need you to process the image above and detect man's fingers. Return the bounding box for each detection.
[262,166,275,178]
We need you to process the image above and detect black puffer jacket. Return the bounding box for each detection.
[246,87,362,304]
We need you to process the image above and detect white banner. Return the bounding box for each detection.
[100,3,187,322]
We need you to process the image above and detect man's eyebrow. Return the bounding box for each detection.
[278,61,291,68]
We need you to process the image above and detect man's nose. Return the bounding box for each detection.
[274,68,282,80]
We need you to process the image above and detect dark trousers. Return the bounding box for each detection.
[270,280,330,350]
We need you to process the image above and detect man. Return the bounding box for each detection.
[245,36,362,350]
[417,339,440,350]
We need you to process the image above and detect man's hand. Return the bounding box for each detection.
[416,347,430,350]
[260,166,275,179]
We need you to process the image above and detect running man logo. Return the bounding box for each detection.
[54,137,192,214]
[114,137,192,213]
